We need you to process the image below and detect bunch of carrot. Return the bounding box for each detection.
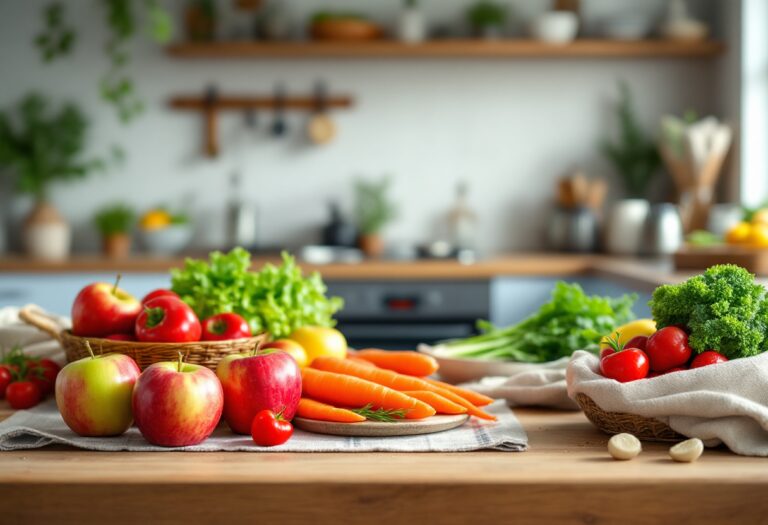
[296,349,496,424]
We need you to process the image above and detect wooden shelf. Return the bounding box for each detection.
[167,39,725,59]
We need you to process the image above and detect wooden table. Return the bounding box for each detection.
[0,406,763,525]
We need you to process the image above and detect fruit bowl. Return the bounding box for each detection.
[19,306,267,371]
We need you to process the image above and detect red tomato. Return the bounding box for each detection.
[645,326,692,372]
[201,313,252,341]
[140,288,179,306]
[600,347,615,360]
[0,366,11,399]
[105,333,137,341]
[690,350,728,369]
[135,296,201,343]
[251,409,293,446]
[625,335,648,351]
[600,348,649,383]
[26,359,60,397]
[6,381,42,409]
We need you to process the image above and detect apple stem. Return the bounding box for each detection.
[112,274,122,296]
[84,341,95,360]
[177,351,184,373]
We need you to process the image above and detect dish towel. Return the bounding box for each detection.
[0,305,68,365]
[461,357,579,410]
[567,350,768,456]
[0,399,527,452]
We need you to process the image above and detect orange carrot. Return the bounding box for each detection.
[296,398,365,423]
[301,368,436,420]
[402,391,467,415]
[310,357,496,421]
[346,356,377,368]
[423,378,494,407]
[355,349,438,376]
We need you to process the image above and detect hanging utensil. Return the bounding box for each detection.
[270,84,288,137]
[203,84,219,157]
[306,80,336,145]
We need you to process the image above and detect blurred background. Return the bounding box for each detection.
[0,0,766,347]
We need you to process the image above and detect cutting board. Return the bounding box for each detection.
[674,246,768,275]
[293,414,469,437]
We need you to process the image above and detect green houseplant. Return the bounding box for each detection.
[354,176,397,258]
[0,93,103,259]
[467,1,507,39]
[94,203,135,258]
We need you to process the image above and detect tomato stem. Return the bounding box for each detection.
[144,306,166,329]
[605,331,625,354]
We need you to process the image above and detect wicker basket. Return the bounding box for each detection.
[575,393,685,442]
[19,306,268,371]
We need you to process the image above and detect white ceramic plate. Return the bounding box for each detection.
[418,344,569,384]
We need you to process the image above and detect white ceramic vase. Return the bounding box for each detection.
[23,201,71,261]
[397,1,426,43]
[605,199,650,255]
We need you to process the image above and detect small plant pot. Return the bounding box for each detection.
[23,201,70,261]
[358,233,385,259]
[103,233,132,259]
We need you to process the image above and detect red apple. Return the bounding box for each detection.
[55,343,140,436]
[216,349,301,435]
[132,357,223,447]
[72,276,141,337]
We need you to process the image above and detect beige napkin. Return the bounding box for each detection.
[0,305,68,365]
[462,357,579,411]
[567,350,768,456]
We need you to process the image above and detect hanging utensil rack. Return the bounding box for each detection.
[169,86,354,157]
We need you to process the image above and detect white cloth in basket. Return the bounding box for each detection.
[0,306,68,365]
[567,350,768,457]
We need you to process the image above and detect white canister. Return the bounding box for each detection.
[23,201,71,261]
[605,199,650,255]
[397,0,426,44]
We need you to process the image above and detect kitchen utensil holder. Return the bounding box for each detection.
[170,85,354,157]
[19,305,268,372]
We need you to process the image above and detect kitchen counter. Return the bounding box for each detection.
[0,405,763,524]
[0,253,679,289]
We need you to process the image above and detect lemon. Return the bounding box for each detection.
[748,223,768,248]
[287,326,347,365]
[726,222,752,245]
[140,210,172,230]
[600,319,657,349]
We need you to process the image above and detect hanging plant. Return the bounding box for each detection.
[34,0,174,123]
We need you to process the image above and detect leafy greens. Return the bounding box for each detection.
[171,248,343,339]
[438,282,636,363]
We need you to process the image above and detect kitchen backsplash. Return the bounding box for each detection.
[0,0,726,255]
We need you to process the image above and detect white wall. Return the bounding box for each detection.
[0,0,722,255]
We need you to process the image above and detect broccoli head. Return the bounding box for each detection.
[649,264,768,359]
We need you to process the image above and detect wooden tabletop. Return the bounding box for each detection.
[0,405,763,524]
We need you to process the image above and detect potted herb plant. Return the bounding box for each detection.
[354,176,397,258]
[0,93,103,260]
[601,81,661,255]
[467,1,507,39]
[94,203,135,259]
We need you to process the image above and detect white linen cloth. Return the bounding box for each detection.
[567,350,768,457]
[462,357,579,410]
[0,400,527,452]
[0,305,68,365]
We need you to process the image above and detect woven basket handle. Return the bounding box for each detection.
[19,306,64,343]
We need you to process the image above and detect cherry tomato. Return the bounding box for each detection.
[201,313,252,341]
[26,359,60,397]
[690,350,729,369]
[645,326,692,372]
[0,366,11,399]
[251,409,293,447]
[135,296,202,343]
[6,381,42,409]
[105,333,137,341]
[141,288,179,306]
[600,348,649,383]
[625,335,648,351]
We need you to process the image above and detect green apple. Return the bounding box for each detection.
[55,343,140,436]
